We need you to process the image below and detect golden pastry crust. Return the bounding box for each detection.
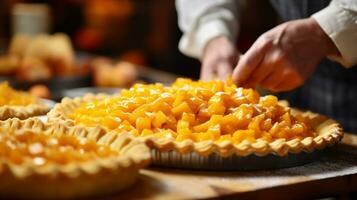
[0,102,49,120]
[48,94,343,157]
[0,118,150,199]
[0,82,50,120]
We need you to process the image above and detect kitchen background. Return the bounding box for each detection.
[0,0,279,99]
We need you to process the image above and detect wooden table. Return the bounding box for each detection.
[108,134,357,200]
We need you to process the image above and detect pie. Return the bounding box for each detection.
[48,78,343,158]
[0,118,150,199]
[0,82,49,120]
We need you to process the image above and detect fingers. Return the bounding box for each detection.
[259,65,284,90]
[270,69,304,91]
[273,80,295,92]
[244,57,278,88]
[249,50,285,84]
[201,61,234,81]
[235,52,303,92]
[200,61,215,81]
[217,53,239,80]
[258,67,304,92]
[217,62,233,80]
[200,36,238,81]
[201,53,239,81]
[232,37,270,85]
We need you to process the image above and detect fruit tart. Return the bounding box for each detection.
[0,118,150,199]
[0,82,49,120]
[48,78,343,170]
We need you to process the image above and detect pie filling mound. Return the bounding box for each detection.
[0,82,36,106]
[0,128,118,166]
[70,78,316,144]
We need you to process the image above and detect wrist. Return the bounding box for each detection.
[308,18,340,57]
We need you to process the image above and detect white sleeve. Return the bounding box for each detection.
[176,0,239,59]
[312,0,357,67]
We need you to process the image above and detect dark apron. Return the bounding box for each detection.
[270,0,357,132]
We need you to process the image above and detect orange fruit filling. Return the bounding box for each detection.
[70,78,316,143]
[0,82,36,106]
[0,129,118,165]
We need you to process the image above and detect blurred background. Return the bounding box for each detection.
[0,0,279,100]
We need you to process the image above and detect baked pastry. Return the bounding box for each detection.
[8,34,32,57]
[22,33,75,77]
[7,33,75,81]
[46,33,75,76]
[29,84,52,99]
[0,82,49,120]
[16,57,53,81]
[0,118,150,199]
[0,55,20,75]
[48,78,343,163]
[92,60,138,88]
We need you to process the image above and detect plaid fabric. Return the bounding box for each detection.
[270,0,357,133]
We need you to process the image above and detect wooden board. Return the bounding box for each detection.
[106,134,357,200]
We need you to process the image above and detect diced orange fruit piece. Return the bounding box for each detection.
[260,95,278,107]
[136,117,151,132]
[233,130,255,143]
[152,111,168,129]
[172,102,193,117]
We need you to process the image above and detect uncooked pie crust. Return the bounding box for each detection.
[0,118,150,199]
[48,94,344,157]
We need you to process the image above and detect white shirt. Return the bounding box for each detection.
[176,0,357,67]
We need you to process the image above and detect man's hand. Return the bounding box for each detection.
[201,36,239,80]
[232,18,339,91]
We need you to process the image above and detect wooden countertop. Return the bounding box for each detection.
[106,133,357,200]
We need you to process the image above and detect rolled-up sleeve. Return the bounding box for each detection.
[176,0,239,59]
[312,0,357,67]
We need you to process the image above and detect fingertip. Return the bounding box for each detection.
[272,78,303,92]
[232,66,242,85]
[200,64,212,81]
[200,70,210,81]
[200,74,212,81]
[271,83,293,92]
[233,58,251,86]
[217,63,233,81]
